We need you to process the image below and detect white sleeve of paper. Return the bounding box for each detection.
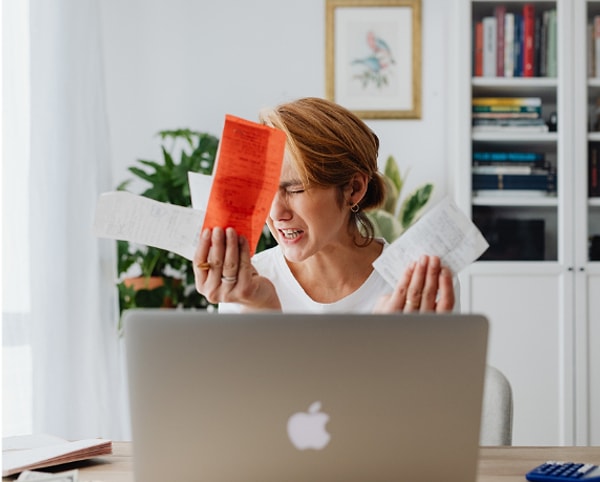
[93,191,205,261]
[372,198,489,287]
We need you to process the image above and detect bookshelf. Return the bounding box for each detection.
[453,0,600,446]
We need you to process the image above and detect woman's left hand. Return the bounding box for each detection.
[373,255,455,313]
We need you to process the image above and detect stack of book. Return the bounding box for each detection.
[472,151,557,195]
[472,97,549,133]
[474,3,557,78]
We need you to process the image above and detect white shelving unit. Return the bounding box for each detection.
[453,0,600,445]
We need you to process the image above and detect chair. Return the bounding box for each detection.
[480,365,513,445]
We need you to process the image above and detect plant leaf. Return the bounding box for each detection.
[398,183,434,229]
[365,209,404,243]
[384,155,403,194]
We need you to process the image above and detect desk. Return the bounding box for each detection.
[4,443,600,481]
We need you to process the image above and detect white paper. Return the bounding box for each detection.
[372,198,489,287]
[17,469,78,481]
[188,171,214,210]
[93,191,205,260]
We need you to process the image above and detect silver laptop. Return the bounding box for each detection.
[124,310,488,482]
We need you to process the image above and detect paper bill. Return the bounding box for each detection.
[17,469,78,481]
[93,191,205,260]
[372,198,489,287]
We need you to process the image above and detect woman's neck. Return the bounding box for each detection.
[286,238,384,303]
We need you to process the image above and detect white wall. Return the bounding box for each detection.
[100,0,455,204]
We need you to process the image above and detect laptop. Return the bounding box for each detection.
[124,310,488,482]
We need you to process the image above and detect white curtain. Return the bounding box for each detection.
[25,0,128,440]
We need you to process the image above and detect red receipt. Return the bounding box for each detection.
[202,114,287,255]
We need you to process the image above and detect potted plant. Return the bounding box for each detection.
[115,129,218,323]
[366,155,434,242]
[115,129,278,328]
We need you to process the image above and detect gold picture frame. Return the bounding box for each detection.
[325,0,421,119]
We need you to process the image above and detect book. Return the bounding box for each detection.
[472,165,541,175]
[588,21,595,78]
[474,189,555,198]
[472,118,549,133]
[2,434,113,477]
[534,13,542,76]
[474,20,483,76]
[522,3,536,76]
[472,104,542,113]
[473,151,545,162]
[504,12,515,77]
[513,12,523,76]
[472,97,542,107]
[472,172,556,192]
[483,16,497,77]
[472,118,547,127]
[592,15,600,77]
[538,11,546,76]
[472,112,541,119]
[472,124,549,133]
[495,5,506,76]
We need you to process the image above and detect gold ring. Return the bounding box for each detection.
[196,262,211,270]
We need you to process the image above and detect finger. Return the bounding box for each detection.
[237,235,259,280]
[220,228,240,286]
[386,261,415,312]
[193,229,213,291]
[405,256,428,312]
[435,267,455,313]
[204,227,226,285]
[193,228,212,270]
[420,256,441,312]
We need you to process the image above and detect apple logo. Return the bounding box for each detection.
[287,401,331,450]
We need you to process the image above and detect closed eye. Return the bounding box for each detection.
[280,180,306,195]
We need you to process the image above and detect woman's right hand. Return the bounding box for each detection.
[193,227,282,311]
[373,255,455,313]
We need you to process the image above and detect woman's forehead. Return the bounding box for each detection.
[279,150,302,183]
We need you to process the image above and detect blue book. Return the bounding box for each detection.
[513,13,523,76]
[473,151,545,162]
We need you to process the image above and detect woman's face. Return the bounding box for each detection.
[266,154,351,263]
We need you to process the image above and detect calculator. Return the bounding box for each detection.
[526,461,600,482]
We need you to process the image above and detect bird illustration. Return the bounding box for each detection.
[367,30,395,64]
[351,30,396,88]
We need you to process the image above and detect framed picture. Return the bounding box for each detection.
[325,0,421,119]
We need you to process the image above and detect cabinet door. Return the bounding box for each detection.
[586,272,600,444]
[463,267,573,445]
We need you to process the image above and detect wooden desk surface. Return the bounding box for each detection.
[4,443,600,482]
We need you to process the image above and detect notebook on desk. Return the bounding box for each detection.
[124,310,489,482]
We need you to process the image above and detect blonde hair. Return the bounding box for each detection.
[259,97,386,244]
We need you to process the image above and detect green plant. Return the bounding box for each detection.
[366,155,434,242]
[116,129,219,319]
[116,129,279,322]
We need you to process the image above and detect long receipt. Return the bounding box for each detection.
[372,198,489,287]
[94,191,205,261]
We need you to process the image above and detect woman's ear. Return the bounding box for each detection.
[348,172,369,204]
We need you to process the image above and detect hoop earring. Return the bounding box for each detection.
[350,202,360,213]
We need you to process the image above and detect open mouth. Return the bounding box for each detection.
[280,228,303,240]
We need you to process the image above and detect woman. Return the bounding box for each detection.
[193,97,455,313]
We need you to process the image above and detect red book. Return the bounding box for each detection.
[523,3,535,77]
[495,5,506,76]
[474,20,483,76]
